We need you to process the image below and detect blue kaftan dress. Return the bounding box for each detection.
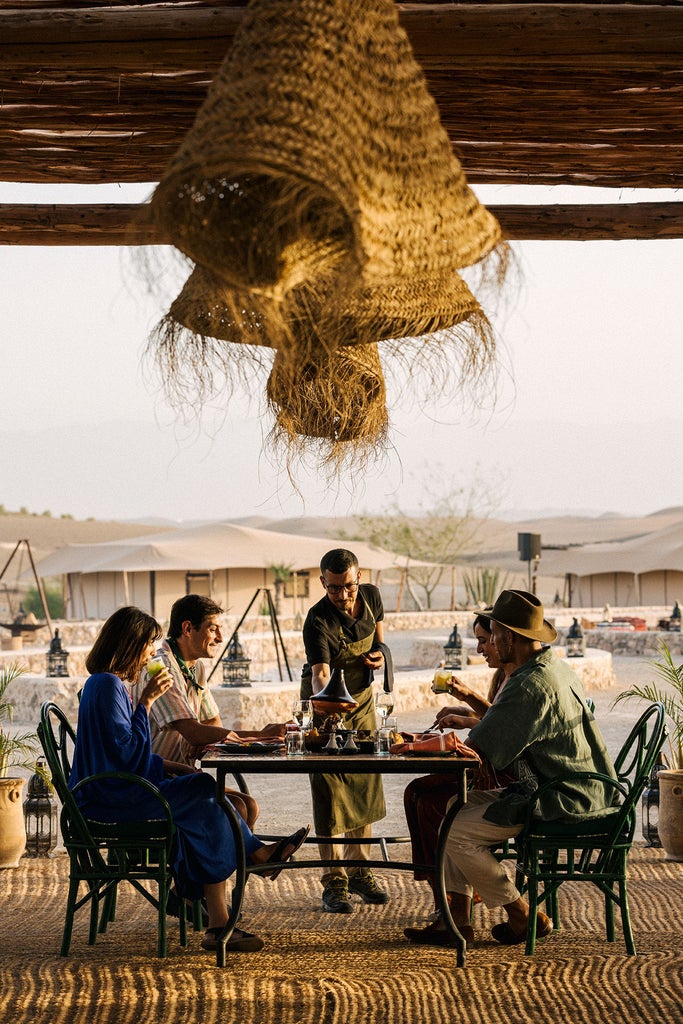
[69,672,263,898]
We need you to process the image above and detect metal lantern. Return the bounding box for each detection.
[641,757,667,847]
[46,628,69,677]
[23,759,58,857]
[221,631,252,687]
[670,601,681,633]
[443,623,463,670]
[566,617,585,658]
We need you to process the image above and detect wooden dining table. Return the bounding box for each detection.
[201,748,475,967]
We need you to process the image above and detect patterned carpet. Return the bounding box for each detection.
[1,847,681,1024]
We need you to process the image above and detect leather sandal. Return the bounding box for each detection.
[201,926,264,952]
[259,824,311,880]
[491,913,553,945]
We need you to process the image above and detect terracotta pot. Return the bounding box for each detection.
[658,769,683,862]
[0,777,27,867]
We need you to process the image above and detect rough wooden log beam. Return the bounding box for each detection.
[2,5,683,70]
[2,202,682,244]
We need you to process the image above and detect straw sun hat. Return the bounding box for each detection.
[147,0,508,465]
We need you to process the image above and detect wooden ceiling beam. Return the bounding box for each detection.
[2,5,683,71]
[2,201,682,245]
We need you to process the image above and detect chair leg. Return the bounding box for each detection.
[157,879,168,958]
[88,885,100,945]
[604,883,616,943]
[617,879,636,955]
[61,877,81,956]
[98,882,117,933]
[524,854,540,956]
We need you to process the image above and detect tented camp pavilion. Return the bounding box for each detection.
[34,521,400,623]
[541,520,683,607]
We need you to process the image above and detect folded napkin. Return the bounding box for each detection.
[389,731,481,759]
[224,724,286,743]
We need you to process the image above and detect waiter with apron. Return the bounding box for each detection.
[301,548,390,914]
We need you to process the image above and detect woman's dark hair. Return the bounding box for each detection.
[473,613,492,634]
[86,606,162,681]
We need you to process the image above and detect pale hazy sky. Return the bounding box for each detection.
[2,182,682,524]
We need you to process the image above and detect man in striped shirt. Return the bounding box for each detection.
[130,593,259,827]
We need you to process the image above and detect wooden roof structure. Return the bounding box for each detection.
[2,0,683,244]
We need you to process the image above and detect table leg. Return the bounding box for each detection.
[435,767,468,968]
[214,766,248,968]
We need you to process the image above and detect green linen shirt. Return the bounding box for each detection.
[468,647,617,826]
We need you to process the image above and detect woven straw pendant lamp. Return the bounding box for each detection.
[150,0,505,345]
[148,0,508,465]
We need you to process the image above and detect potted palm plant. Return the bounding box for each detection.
[0,661,42,867]
[613,641,683,860]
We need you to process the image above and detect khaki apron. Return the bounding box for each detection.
[301,597,386,836]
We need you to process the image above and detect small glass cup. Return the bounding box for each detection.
[374,728,393,758]
[285,730,304,757]
[431,669,452,693]
[146,654,166,679]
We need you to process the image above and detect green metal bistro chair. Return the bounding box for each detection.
[515,701,666,955]
[38,700,192,958]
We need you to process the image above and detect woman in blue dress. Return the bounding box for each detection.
[70,606,309,953]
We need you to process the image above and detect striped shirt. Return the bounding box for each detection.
[128,639,220,766]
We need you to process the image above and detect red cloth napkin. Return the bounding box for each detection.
[389,731,481,759]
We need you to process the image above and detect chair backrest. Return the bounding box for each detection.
[597,702,666,852]
[38,700,113,867]
[613,702,667,791]
[38,700,76,804]
[39,700,176,856]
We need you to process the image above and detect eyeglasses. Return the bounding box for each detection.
[324,578,360,595]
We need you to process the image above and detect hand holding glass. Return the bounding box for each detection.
[147,655,166,678]
[432,670,453,693]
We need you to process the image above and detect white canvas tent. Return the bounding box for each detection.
[539,520,683,606]
[34,521,403,621]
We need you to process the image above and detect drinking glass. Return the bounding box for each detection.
[374,728,392,757]
[146,654,166,678]
[432,669,452,693]
[285,730,304,757]
[374,691,394,727]
[292,699,313,731]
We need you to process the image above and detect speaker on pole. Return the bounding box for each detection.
[518,533,542,562]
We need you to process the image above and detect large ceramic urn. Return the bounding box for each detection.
[658,769,683,861]
[0,778,27,867]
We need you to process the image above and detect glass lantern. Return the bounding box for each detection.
[669,601,681,633]
[23,759,58,857]
[641,758,667,847]
[221,631,252,687]
[566,617,585,657]
[46,628,69,677]
[443,623,463,670]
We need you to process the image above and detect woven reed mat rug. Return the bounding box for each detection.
[1,847,681,1024]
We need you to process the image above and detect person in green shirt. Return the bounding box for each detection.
[405,589,616,948]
